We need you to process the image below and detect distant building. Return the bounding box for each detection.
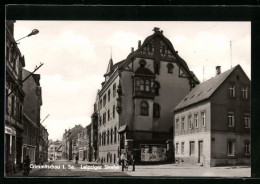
[5,20,25,170]
[78,128,88,161]
[48,140,62,160]
[173,65,250,166]
[90,111,98,161]
[95,27,199,163]
[62,125,83,160]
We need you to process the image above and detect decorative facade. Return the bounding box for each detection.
[173,65,250,166]
[95,27,199,163]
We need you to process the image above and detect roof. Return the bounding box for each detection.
[104,58,114,76]
[174,65,239,111]
[68,125,83,140]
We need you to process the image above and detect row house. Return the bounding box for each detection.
[39,124,49,162]
[22,69,43,164]
[61,125,83,160]
[48,140,62,160]
[173,65,250,166]
[5,20,25,169]
[95,27,199,163]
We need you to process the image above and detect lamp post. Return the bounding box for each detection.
[15,29,39,43]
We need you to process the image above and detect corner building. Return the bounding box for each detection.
[96,27,199,163]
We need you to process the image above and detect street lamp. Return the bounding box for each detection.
[15,29,39,43]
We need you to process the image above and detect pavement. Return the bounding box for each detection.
[6,160,251,177]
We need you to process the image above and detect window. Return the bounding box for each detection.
[181,142,185,154]
[176,119,179,130]
[176,143,179,154]
[107,130,110,145]
[103,95,106,107]
[113,105,115,118]
[181,117,185,130]
[194,114,198,128]
[245,141,250,155]
[108,90,111,102]
[244,115,250,128]
[154,81,160,96]
[153,103,160,118]
[107,110,110,121]
[227,140,235,156]
[242,87,248,99]
[229,84,235,97]
[201,112,206,127]
[145,80,150,92]
[167,63,174,74]
[140,79,144,91]
[113,83,116,97]
[11,95,15,116]
[190,141,195,156]
[103,113,106,124]
[100,100,102,110]
[111,128,113,144]
[141,101,149,116]
[228,112,234,127]
[5,89,8,114]
[188,116,192,129]
[114,127,117,143]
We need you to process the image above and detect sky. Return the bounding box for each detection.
[13,21,251,141]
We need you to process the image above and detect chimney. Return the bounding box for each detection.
[138,40,141,48]
[131,47,134,53]
[216,66,221,75]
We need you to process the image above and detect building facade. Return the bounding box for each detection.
[48,140,62,160]
[62,125,83,160]
[22,69,43,164]
[39,124,49,162]
[5,20,26,171]
[96,27,199,163]
[173,65,250,167]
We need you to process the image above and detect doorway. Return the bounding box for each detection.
[198,141,203,163]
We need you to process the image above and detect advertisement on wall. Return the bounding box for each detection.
[140,144,167,162]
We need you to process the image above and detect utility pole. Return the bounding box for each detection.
[8,63,44,96]
[41,114,50,125]
[229,40,233,69]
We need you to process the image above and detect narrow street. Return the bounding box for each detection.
[13,160,250,177]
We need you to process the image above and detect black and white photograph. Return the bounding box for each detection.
[5,18,251,177]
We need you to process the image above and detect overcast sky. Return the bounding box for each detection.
[13,21,251,141]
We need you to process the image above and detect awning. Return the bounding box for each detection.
[118,125,128,133]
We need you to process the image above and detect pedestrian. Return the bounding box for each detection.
[120,153,126,171]
[130,153,135,171]
[75,155,79,164]
[6,154,13,176]
[39,155,43,165]
[23,155,31,176]
[101,157,103,164]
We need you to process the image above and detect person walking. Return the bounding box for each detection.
[23,155,31,176]
[75,155,79,164]
[130,153,135,171]
[120,153,126,171]
[6,154,13,176]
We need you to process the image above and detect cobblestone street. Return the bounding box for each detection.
[11,160,250,177]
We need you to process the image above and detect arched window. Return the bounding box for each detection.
[154,81,160,96]
[145,80,150,92]
[167,63,174,74]
[153,103,160,118]
[140,79,144,91]
[141,101,149,116]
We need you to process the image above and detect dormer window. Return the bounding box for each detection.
[167,63,174,74]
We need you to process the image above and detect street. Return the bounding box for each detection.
[12,160,250,177]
